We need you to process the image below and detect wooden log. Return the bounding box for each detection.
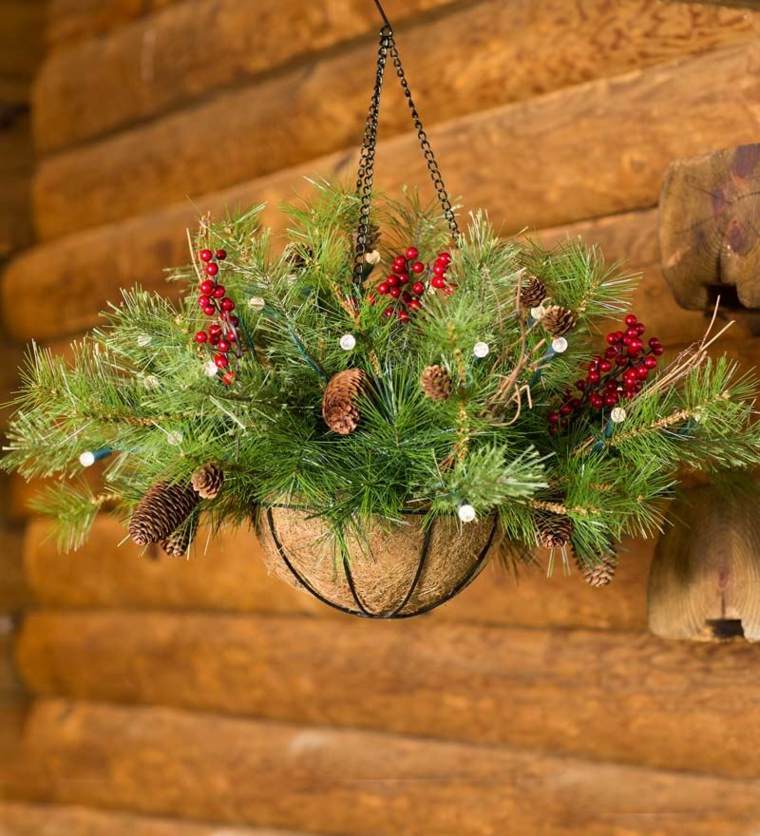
[0,3,46,81]
[36,0,461,153]
[660,143,760,309]
[0,109,32,177]
[0,802,304,835]
[648,483,760,641]
[34,1,759,155]
[0,525,28,612]
[31,39,760,241]
[21,513,653,629]
[11,698,760,834]
[0,171,32,258]
[19,609,760,779]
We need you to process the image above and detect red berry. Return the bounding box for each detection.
[199,249,213,262]
[222,371,235,385]
[368,294,377,306]
[390,287,401,299]
[615,355,628,366]
[398,273,409,285]
[644,355,657,369]
[636,322,646,335]
[194,331,208,343]
[378,282,390,295]
[604,392,618,407]
[575,379,586,390]
[213,285,226,299]
[405,246,419,260]
[625,327,639,339]
[604,347,618,359]
[221,298,235,312]
[209,324,222,336]
[636,366,649,380]
[600,359,612,373]
[433,263,446,277]
[408,299,422,311]
[392,256,407,272]
[438,251,451,262]
[205,262,219,277]
[431,276,445,289]
[230,315,239,326]
[560,403,573,417]
[215,249,227,260]
[198,295,211,308]
[227,331,237,341]
[398,310,410,323]
[402,291,413,303]
[214,353,229,369]
[606,333,617,345]
[387,274,400,288]
[412,281,425,296]
[218,340,231,353]
[200,279,215,294]
[590,394,604,409]
[210,333,220,345]
[412,261,425,274]
[624,313,637,326]
[588,370,601,384]
[383,306,394,318]
[548,411,560,425]
[203,305,216,316]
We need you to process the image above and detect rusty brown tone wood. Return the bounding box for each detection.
[31,40,760,241]
[34,0,759,154]
[17,608,760,778]
[660,143,760,310]
[9,698,760,834]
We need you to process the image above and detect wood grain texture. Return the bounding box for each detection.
[31,39,760,241]
[0,802,305,835]
[10,698,760,835]
[34,0,759,154]
[36,0,460,152]
[20,513,654,629]
[16,609,760,779]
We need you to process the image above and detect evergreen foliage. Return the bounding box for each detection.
[5,182,760,569]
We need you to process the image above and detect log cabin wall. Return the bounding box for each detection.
[2,1,760,832]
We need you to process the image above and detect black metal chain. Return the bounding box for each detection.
[352,25,461,291]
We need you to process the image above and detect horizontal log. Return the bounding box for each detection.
[0,525,28,612]
[21,513,652,629]
[10,698,760,834]
[34,1,759,155]
[36,0,460,153]
[32,39,760,241]
[0,172,33,258]
[0,802,304,835]
[18,609,760,779]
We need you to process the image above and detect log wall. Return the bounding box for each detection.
[3,1,760,833]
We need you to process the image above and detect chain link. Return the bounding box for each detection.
[353,26,460,291]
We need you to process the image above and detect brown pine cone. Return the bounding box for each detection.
[128,481,199,546]
[322,368,367,435]
[576,551,618,588]
[160,517,198,558]
[541,305,576,336]
[519,275,546,308]
[191,463,224,499]
[535,511,573,549]
[420,364,452,401]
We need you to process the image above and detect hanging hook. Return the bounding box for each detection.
[371,0,393,31]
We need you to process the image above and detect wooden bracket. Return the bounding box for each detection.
[648,485,760,642]
[659,143,760,312]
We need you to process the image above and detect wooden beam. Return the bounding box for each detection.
[11,698,760,834]
[34,0,759,155]
[0,801,305,835]
[19,610,760,779]
[31,39,760,241]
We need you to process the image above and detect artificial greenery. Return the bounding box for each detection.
[5,182,760,570]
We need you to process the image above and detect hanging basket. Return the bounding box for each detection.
[258,508,498,618]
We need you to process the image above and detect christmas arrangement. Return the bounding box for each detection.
[4,20,760,618]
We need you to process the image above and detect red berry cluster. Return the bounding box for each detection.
[548,313,664,431]
[373,246,453,322]
[193,248,241,386]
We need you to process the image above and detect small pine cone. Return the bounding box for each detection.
[576,552,618,588]
[420,364,452,401]
[128,481,199,546]
[191,463,224,499]
[535,511,573,549]
[160,517,198,558]
[541,305,576,337]
[519,275,546,308]
[352,222,381,253]
[322,368,367,435]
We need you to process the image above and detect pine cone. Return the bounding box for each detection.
[519,275,546,308]
[128,481,199,546]
[191,463,224,499]
[535,511,573,549]
[420,364,452,401]
[541,305,576,337]
[322,368,367,435]
[160,517,198,558]
[576,551,618,588]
